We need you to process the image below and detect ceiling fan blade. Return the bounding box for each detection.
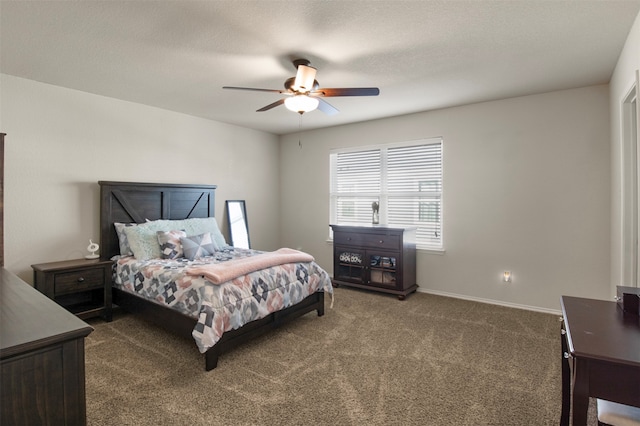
[223,86,287,94]
[316,98,339,116]
[313,87,380,97]
[257,98,285,112]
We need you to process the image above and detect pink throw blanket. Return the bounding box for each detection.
[186,248,314,284]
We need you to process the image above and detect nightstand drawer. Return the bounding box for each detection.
[55,268,105,295]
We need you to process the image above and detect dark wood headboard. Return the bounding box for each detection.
[99,181,217,260]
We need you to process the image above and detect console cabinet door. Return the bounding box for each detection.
[334,246,366,284]
[367,250,399,289]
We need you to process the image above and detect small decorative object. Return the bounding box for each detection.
[371,201,379,224]
[340,252,362,265]
[85,239,99,259]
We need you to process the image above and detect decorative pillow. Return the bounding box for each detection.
[114,222,137,256]
[157,230,187,259]
[123,220,175,260]
[181,232,218,260]
[123,217,226,260]
[148,217,227,248]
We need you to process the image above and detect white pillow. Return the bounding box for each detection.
[123,221,173,260]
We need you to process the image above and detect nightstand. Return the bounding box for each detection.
[32,258,113,321]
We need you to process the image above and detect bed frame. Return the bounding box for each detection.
[99,181,325,370]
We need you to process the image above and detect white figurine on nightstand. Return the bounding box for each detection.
[85,240,99,259]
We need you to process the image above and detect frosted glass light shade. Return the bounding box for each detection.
[293,65,317,92]
[284,95,319,113]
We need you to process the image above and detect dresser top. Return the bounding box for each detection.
[0,269,93,358]
[330,224,417,231]
[31,257,113,272]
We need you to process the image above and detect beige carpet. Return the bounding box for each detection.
[84,288,595,425]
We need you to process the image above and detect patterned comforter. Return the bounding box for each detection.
[112,247,333,353]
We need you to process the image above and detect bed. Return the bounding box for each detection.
[99,181,332,370]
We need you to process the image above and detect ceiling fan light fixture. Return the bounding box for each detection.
[293,65,317,92]
[223,58,379,114]
[284,95,319,113]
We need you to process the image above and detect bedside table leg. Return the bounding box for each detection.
[104,278,113,322]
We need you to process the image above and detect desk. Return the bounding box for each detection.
[560,296,640,426]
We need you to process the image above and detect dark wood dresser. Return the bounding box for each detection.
[330,224,417,299]
[0,268,93,425]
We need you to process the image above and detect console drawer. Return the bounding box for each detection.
[334,232,400,250]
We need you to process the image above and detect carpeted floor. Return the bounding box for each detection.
[84,287,596,425]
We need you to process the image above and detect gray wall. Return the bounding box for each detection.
[609,11,640,293]
[2,74,281,282]
[0,77,616,313]
[279,85,611,312]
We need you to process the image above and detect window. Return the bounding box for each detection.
[330,138,443,250]
[621,72,639,287]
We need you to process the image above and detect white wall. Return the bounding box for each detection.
[1,74,280,282]
[280,85,611,312]
[610,11,640,293]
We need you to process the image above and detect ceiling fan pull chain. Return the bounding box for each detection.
[298,114,303,149]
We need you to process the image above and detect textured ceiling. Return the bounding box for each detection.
[2,0,640,135]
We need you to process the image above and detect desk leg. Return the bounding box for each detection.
[572,357,589,426]
[560,324,570,426]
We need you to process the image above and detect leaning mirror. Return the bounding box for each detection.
[226,200,251,249]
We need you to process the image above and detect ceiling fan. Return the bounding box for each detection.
[223,59,380,115]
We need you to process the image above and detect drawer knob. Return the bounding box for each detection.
[77,277,85,283]
[379,240,384,244]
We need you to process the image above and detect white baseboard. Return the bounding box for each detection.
[417,287,562,316]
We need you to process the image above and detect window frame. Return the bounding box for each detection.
[329,137,444,251]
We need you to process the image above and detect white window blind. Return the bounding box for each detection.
[330,138,443,250]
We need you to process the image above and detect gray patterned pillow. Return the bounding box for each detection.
[114,222,137,256]
[157,230,187,259]
[181,232,218,261]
